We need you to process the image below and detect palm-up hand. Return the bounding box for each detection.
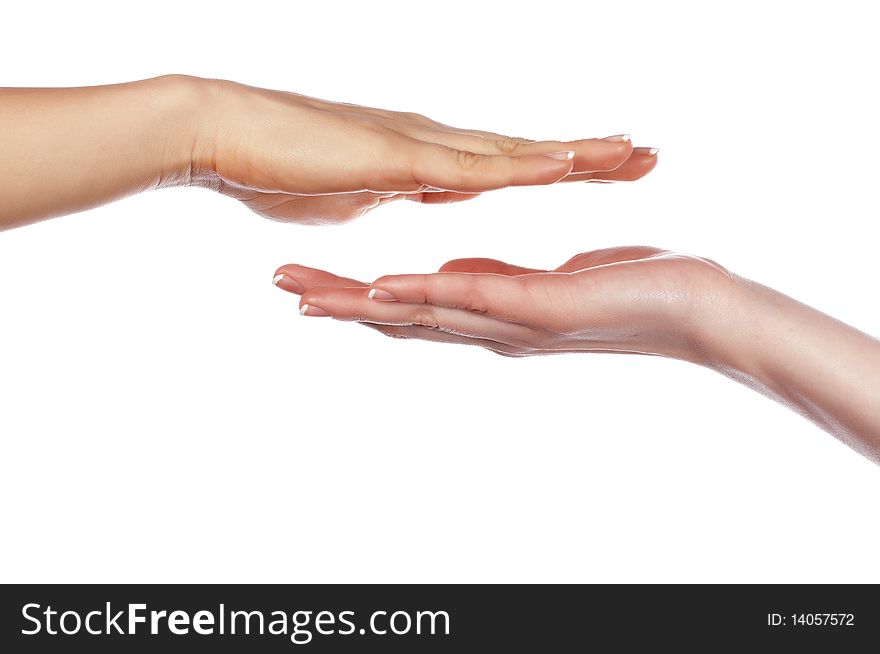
[272,247,735,361]
[193,80,658,223]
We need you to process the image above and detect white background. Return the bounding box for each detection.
[1,1,878,583]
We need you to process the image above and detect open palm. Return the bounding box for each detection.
[272,246,735,360]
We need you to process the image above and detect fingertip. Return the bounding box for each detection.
[634,146,660,156]
[272,268,304,294]
[369,275,396,291]
[273,264,293,279]
[572,138,633,173]
[511,154,575,186]
[275,263,314,277]
[545,150,576,161]
[370,273,427,303]
[565,145,659,183]
[367,288,397,301]
[595,140,634,171]
[299,302,331,317]
[298,290,330,317]
[300,286,374,320]
[631,147,659,177]
[274,263,332,294]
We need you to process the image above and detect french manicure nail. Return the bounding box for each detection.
[300,304,330,317]
[602,134,631,142]
[273,273,303,293]
[545,150,575,161]
[634,147,660,155]
[368,288,398,302]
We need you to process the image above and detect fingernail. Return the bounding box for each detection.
[273,273,303,293]
[602,134,631,142]
[300,303,330,317]
[634,147,660,155]
[368,288,398,302]
[545,150,575,161]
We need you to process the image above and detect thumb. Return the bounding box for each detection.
[555,247,668,272]
[439,257,545,275]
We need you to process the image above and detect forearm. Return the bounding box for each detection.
[0,75,205,229]
[702,278,880,462]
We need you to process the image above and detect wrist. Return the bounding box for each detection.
[686,274,773,377]
[137,75,218,189]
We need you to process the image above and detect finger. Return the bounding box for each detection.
[369,110,535,143]
[405,191,483,205]
[431,126,534,143]
[555,247,668,272]
[367,272,553,326]
[398,127,634,174]
[360,323,528,357]
[396,137,575,193]
[562,147,658,182]
[374,191,483,206]
[272,264,367,295]
[298,286,541,348]
[371,191,481,208]
[438,257,545,275]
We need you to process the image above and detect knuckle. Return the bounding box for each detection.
[423,274,445,304]
[432,275,485,311]
[493,138,524,154]
[465,295,488,313]
[402,111,429,123]
[410,309,440,330]
[455,149,484,170]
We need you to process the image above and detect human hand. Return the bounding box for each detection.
[191,79,658,224]
[272,247,734,360]
[273,249,880,459]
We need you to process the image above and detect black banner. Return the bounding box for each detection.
[1,584,877,651]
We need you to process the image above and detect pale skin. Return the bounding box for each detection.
[3,75,877,464]
[0,75,657,230]
[274,248,880,464]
